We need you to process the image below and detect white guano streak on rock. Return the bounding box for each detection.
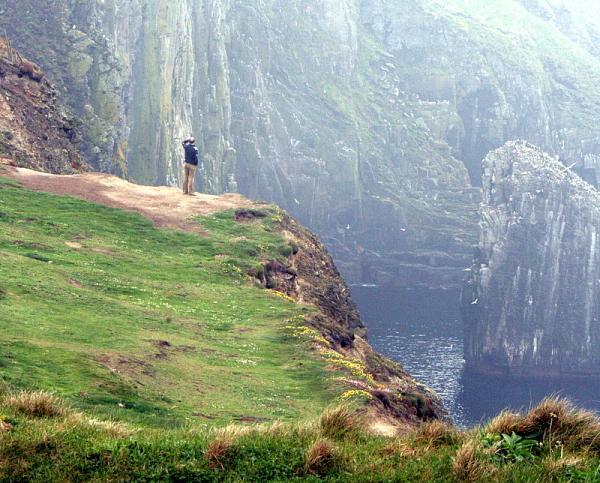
[585,228,597,354]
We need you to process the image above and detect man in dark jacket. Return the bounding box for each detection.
[182,137,200,195]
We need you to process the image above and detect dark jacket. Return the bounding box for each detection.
[183,142,199,166]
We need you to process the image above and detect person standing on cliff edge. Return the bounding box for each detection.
[182,137,200,195]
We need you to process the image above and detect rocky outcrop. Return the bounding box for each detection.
[462,141,600,376]
[259,209,447,424]
[0,38,84,173]
[3,1,600,289]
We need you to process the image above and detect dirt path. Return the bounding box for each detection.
[0,161,254,232]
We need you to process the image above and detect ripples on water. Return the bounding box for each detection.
[351,286,600,428]
[374,327,466,425]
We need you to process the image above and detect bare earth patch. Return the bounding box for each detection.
[96,354,155,378]
[0,163,254,233]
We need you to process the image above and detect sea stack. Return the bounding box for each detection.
[462,141,600,377]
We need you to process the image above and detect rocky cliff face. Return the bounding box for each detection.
[367,0,600,185]
[0,38,84,173]
[462,141,600,376]
[2,1,600,288]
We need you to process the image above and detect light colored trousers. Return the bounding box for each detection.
[183,163,197,194]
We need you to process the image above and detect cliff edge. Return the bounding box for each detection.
[1,162,446,431]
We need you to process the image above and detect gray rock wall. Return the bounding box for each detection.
[362,0,600,186]
[463,141,600,376]
[3,1,600,289]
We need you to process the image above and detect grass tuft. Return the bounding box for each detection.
[517,397,578,436]
[485,397,600,453]
[4,391,66,418]
[484,410,521,436]
[303,438,340,476]
[0,419,11,433]
[71,414,133,438]
[412,420,460,448]
[319,405,362,441]
[541,455,586,481]
[453,440,489,482]
[205,432,237,470]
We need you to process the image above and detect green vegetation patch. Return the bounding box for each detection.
[0,179,340,428]
[1,394,600,482]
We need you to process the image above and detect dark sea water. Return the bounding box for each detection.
[351,286,600,427]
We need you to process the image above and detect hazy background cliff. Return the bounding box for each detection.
[2,0,600,289]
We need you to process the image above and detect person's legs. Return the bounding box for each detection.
[183,164,190,194]
[187,165,197,195]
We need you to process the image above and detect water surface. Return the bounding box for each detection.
[351,286,600,427]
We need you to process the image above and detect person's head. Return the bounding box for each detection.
[188,137,196,145]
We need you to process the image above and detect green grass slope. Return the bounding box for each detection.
[1,177,600,481]
[0,176,348,428]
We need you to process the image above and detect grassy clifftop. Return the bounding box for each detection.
[2,390,600,481]
[0,166,443,432]
[0,176,328,427]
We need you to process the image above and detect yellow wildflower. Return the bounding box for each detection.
[340,390,373,401]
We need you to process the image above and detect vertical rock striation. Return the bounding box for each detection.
[3,1,600,289]
[463,141,600,376]
[0,0,478,289]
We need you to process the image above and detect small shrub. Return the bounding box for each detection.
[488,432,540,463]
[319,405,362,440]
[234,209,268,222]
[23,253,51,263]
[303,438,340,476]
[4,391,66,418]
[278,244,294,257]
